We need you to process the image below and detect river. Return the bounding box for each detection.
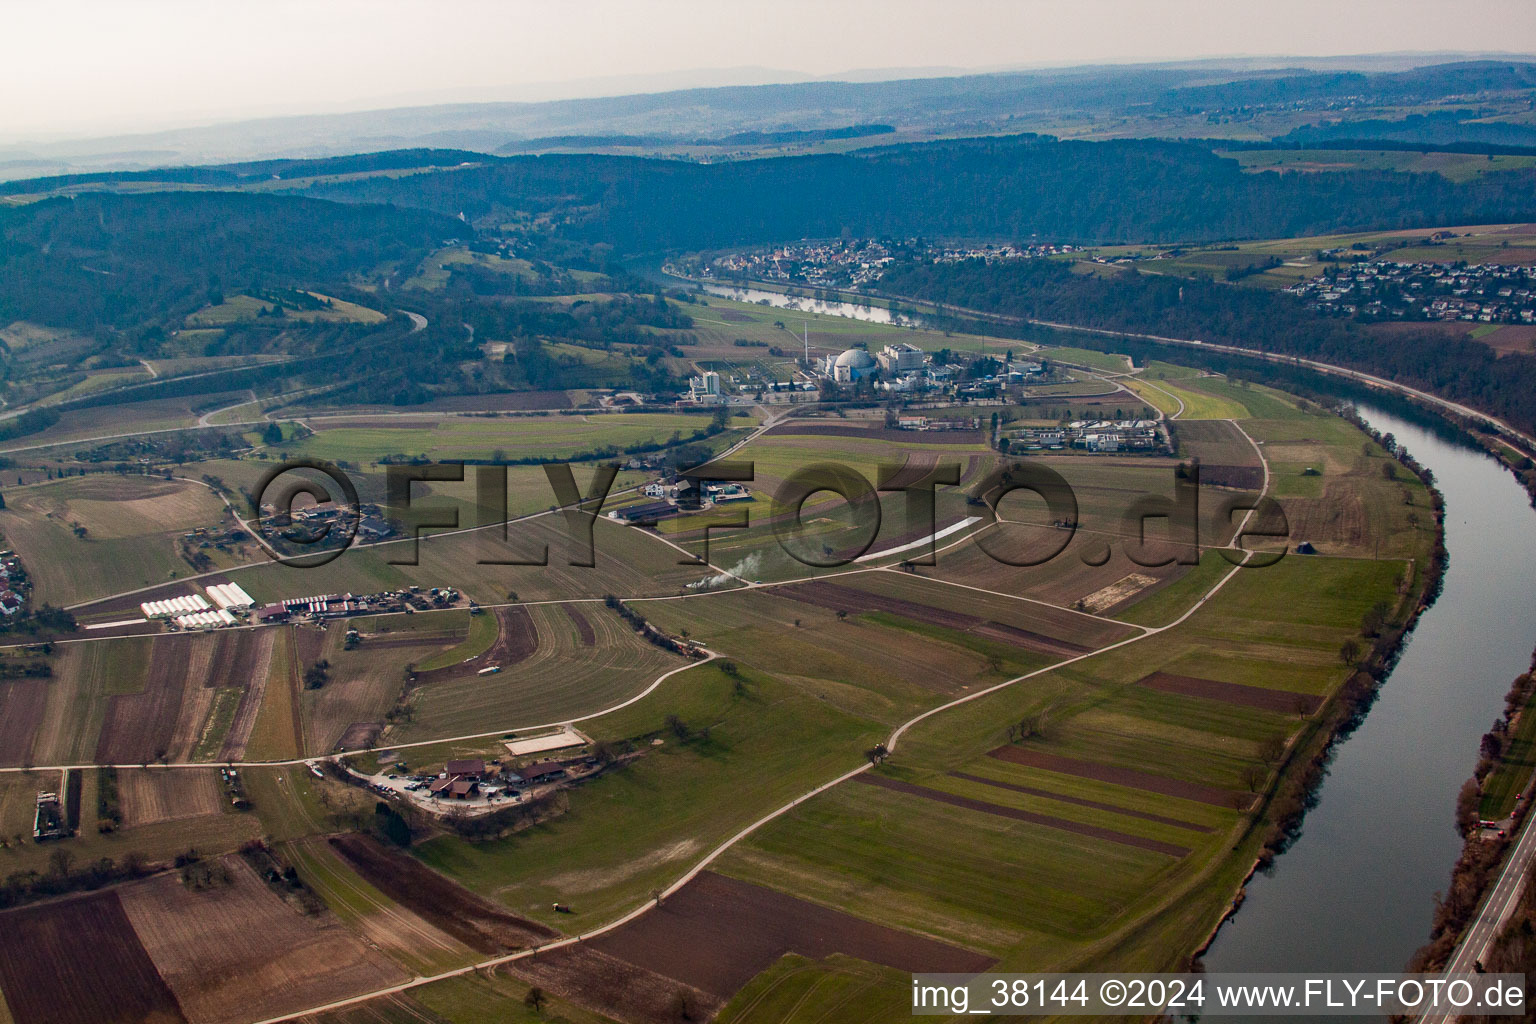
[690,281,923,326]
[1203,404,1536,985]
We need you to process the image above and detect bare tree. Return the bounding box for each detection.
[1241,764,1266,793]
[1455,778,1482,838]
[1339,638,1362,665]
[47,848,74,878]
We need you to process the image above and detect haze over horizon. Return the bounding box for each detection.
[6,0,1536,144]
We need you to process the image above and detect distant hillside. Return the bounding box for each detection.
[294,134,1536,251]
[0,149,489,197]
[5,57,1533,173]
[1276,110,1536,149]
[0,191,468,331]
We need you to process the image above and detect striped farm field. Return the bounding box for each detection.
[394,603,685,741]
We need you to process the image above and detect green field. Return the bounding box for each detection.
[718,955,912,1024]
[413,609,501,671]
[1138,377,1250,419]
[0,474,232,606]
[1228,149,1536,184]
[1038,346,1134,372]
[394,602,686,742]
[1481,700,1536,819]
[684,293,1027,359]
[187,291,386,326]
[286,411,752,466]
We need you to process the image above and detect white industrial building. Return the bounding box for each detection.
[205,582,255,610]
[877,343,926,373]
[175,609,237,629]
[825,347,878,382]
[141,593,212,618]
[685,370,725,404]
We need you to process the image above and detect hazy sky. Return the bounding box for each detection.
[6,0,1536,140]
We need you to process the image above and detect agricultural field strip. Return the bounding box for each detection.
[243,422,1273,1024]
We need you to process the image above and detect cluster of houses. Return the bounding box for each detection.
[373,750,600,814]
[698,238,900,290]
[1289,259,1536,325]
[612,477,753,525]
[928,241,1080,264]
[0,551,26,618]
[258,500,395,544]
[1004,419,1167,454]
[690,238,1076,290]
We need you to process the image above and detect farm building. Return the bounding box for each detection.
[608,501,678,524]
[429,777,478,799]
[519,761,568,785]
[282,593,360,617]
[33,791,67,840]
[140,592,212,618]
[444,759,486,779]
[204,582,255,609]
[175,609,237,629]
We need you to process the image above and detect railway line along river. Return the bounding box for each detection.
[1203,403,1536,988]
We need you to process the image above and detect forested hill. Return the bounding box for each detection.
[0,191,469,331]
[0,149,489,198]
[294,135,1536,251]
[878,258,1536,438]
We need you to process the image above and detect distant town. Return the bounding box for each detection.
[683,237,1078,291]
[1290,256,1536,325]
